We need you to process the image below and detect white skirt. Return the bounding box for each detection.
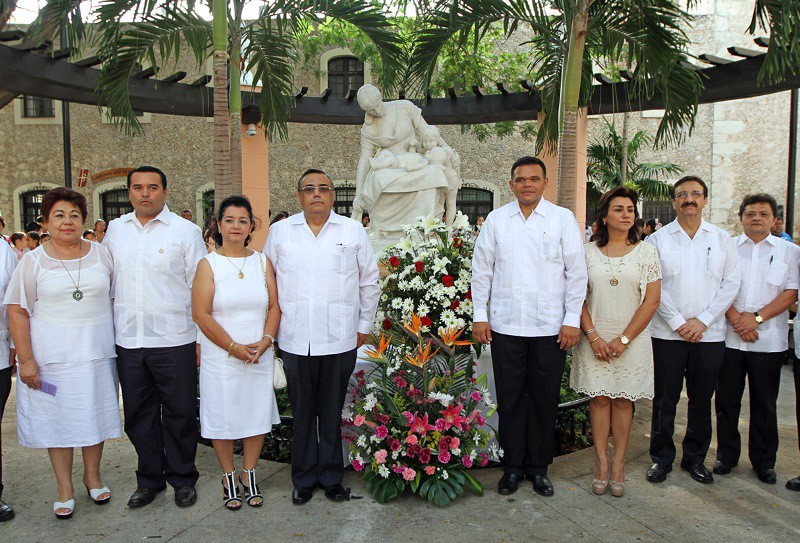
[17,357,123,448]
[199,348,280,440]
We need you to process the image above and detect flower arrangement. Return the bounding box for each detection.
[342,315,499,506]
[375,213,475,337]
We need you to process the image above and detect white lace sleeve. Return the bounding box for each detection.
[2,250,40,312]
[638,243,662,304]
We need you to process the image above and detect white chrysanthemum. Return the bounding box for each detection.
[409,276,424,290]
[392,450,400,460]
[417,302,430,316]
[364,393,378,411]
[370,435,381,444]
[391,298,403,309]
[357,436,367,447]
[428,391,454,406]
[402,298,414,313]
[366,382,378,390]
[378,465,390,478]
[341,405,354,420]
[441,470,449,480]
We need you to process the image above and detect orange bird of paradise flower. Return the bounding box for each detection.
[365,334,391,359]
[438,327,473,348]
[404,314,422,336]
[405,343,439,367]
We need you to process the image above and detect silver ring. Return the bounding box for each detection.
[612,352,618,356]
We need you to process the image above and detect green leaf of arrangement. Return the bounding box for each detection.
[463,471,484,495]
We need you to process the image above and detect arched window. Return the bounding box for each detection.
[456,188,493,225]
[334,185,356,217]
[328,57,364,97]
[20,189,48,228]
[101,189,133,221]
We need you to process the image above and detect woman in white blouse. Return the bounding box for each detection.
[570,187,661,497]
[4,188,122,519]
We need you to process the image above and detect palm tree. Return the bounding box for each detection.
[25,0,403,204]
[586,118,681,207]
[410,0,800,212]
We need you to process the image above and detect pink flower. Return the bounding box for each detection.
[375,425,388,439]
[462,456,473,468]
[389,438,401,452]
[471,391,482,401]
[402,468,417,481]
[435,418,448,431]
[425,466,436,475]
[438,436,451,452]
[405,434,418,445]
[408,413,436,437]
[450,437,460,450]
[375,413,390,424]
[480,454,489,467]
[353,414,366,427]
[402,411,414,424]
[392,464,405,474]
[393,376,408,389]
[438,450,451,464]
[418,448,432,464]
[353,459,364,472]
[439,404,467,431]
[477,415,486,426]
[374,449,388,464]
[406,444,422,458]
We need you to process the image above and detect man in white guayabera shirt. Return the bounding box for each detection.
[103,166,206,509]
[264,169,379,506]
[714,193,799,485]
[645,175,740,486]
[0,239,17,522]
[471,156,587,497]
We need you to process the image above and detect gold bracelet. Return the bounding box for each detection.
[18,357,33,365]
[589,336,600,343]
[584,328,595,335]
[262,333,275,343]
[227,341,238,357]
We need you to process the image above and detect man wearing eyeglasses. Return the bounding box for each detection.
[263,169,380,505]
[645,176,740,485]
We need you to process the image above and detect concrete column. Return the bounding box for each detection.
[241,125,270,249]
[539,109,588,228]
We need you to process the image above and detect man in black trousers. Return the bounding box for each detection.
[714,194,798,484]
[264,169,379,505]
[104,166,206,508]
[645,176,740,484]
[471,156,587,496]
[0,239,17,521]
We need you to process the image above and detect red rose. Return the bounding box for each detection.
[421,316,432,327]
[442,275,454,287]
[465,289,472,300]
[453,237,463,248]
[382,319,393,330]
[415,261,424,272]
[451,300,460,310]
[389,256,400,267]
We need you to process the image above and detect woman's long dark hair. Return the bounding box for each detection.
[214,195,256,247]
[594,186,640,248]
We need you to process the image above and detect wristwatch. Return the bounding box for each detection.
[620,335,630,346]
[754,312,764,326]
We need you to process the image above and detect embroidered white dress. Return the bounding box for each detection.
[2,243,123,448]
[199,251,280,439]
[570,242,661,401]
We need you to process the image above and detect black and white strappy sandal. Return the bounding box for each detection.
[240,468,263,507]
[222,470,242,511]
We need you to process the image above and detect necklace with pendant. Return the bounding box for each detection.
[219,250,247,279]
[50,241,84,300]
[601,246,625,286]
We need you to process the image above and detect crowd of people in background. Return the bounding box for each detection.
[1,157,800,525]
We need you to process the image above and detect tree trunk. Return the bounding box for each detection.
[556,0,591,212]
[229,34,243,195]
[620,112,629,184]
[212,0,231,208]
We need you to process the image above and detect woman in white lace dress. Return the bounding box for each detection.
[571,187,661,497]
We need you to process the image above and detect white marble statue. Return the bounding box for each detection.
[351,85,462,250]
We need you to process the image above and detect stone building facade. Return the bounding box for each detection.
[1,0,798,239]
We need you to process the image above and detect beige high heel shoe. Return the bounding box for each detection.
[609,479,625,497]
[592,478,609,495]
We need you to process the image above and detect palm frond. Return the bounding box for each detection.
[749,0,800,85]
[26,0,90,54]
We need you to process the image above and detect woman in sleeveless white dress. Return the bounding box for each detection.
[193,196,280,510]
[570,187,661,498]
[4,189,122,519]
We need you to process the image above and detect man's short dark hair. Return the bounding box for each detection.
[182,209,191,214]
[128,165,167,189]
[645,219,657,230]
[510,156,547,180]
[671,175,707,199]
[738,193,778,218]
[297,169,334,191]
[25,221,38,232]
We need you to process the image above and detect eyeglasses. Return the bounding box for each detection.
[675,190,704,200]
[299,185,334,194]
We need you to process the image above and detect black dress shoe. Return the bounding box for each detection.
[646,463,672,483]
[127,485,167,508]
[292,487,313,505]
[530,475,554,497]
[0,500,14,522]
[497,473,524,495]
[713,460,734,475]
[323,484,351,502]
[754,468,777,484]
[174,486,197,507]
[680,459,713,484]
[786,476,800,491]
